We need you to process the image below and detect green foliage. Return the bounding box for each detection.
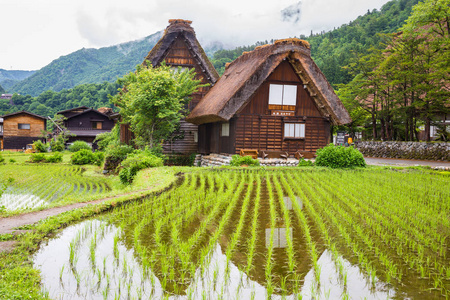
[46,152,63,163]
[118,151,164,184]
[230,155,260,167]
[69,141,91,152]
[0,82,118,117]
[71,150,104,166]
[29,153,46,163]
[32,140,47,153]
[50,137,65,152]
[0,154,4,164]
[94,124,120,151]
[113,64,202,149]
[105,143,134,161]
[165,153,196,166]
[315,144,366,168]
[297,158,314,167]
[0,84,4,94]
[9,159,16,163]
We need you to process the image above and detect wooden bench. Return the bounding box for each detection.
[294,150,316,160]
[239,149,259,159]
[260,150,290,159]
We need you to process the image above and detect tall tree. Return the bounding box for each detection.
[112,64,202,149]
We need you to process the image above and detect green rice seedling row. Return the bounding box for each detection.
[33,169,450,299]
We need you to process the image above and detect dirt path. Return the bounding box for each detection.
[0,189,153,235]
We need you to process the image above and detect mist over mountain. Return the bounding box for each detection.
[9,32,164,96]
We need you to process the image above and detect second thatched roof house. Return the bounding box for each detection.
[186,38,351,156]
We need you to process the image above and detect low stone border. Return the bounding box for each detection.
[194,154,302,167]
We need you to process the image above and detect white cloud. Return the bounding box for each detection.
[0,0,391,70]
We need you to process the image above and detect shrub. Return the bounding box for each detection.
[33,140,47,153]
[230,155,260,167]
[71,149,103,165]
[46,152,63,163]
[0,155,4,163]
[69,141,91,152]
[9,158,16,163]
[50,138,65,152]
[118,152,163,184]
[94,125,119,151]
[297,158,313,167]
[165,153,196,166]
[30,153,46,163]
[315,144,366,168]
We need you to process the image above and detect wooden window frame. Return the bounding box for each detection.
[18,123,30,130]
[283,122,305,140]
[268,84,298,111]
[91,121,103,130]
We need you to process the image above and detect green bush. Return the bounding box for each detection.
[30,153,46,163]
[69,141,91,152]
[105,143,135,161]
[0,154,4,163]
[9,158,16,163]
[46,152,63,163]
[165,153,196,166]
[119,152,163,184]
[71,149,103,166]
[298,158,314,167]
[33,140,47,153]
[94,125,119,151]
[230,155,260,167]
[315,144,366,168]
[50,138,65,152]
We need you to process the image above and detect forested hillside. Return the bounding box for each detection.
[0,82,119,117]
[210,0,420,86]
[0,69,35,91]
[9,32,162,96]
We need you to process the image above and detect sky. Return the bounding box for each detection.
[1,0,391,71]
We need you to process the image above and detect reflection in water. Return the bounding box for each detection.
[265,227,293,248]
[34,219,395,299]
[283,196,303,210]
[0,190,47,211]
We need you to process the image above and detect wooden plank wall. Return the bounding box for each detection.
[234,61,331,155]
[234,116,329,154]
[3,114,45,137]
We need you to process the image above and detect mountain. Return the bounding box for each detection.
[10,31,163,96]
[0,69,36,91]
[210,0,420,86]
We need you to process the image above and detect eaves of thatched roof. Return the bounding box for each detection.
[186,38,351,126]
[143,19,219,84]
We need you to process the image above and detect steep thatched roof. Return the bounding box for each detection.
[143,19,219,84]
[186,38,351,126]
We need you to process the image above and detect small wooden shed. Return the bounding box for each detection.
[186,39,351,156]
[120,19,219,154]
[1,111,47,150]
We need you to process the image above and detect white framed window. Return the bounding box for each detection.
[284,123,305,139]
[221,122,230,137]
[18,123,30,130]
[269,84,297,106]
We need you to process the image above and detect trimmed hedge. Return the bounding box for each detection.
[315,144,366,168]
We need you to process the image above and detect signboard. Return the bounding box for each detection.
[271,111,295,116]
[336,131,346,145]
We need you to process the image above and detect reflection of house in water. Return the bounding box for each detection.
[265,227,293,248]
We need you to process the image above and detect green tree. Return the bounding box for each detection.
[112,64,202,149]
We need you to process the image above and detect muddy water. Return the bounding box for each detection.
[33,174,398,299]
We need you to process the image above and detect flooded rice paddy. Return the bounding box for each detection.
[34,169,450,299]
[0,165,110,211]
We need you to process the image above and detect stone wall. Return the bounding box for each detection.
[355,141,450,161]
[194,154,301,167]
